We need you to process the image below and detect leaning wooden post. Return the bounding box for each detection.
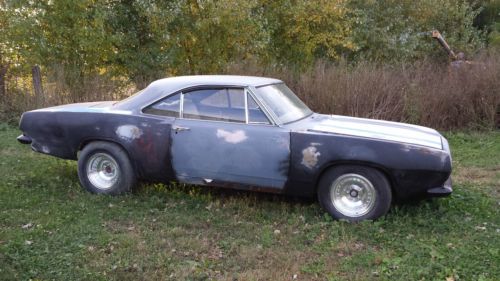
[32,64,44,107]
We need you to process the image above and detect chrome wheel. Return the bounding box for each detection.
[86,153,120,190]
[330,173,376,217]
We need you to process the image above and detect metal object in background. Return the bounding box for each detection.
[432,30,457,60]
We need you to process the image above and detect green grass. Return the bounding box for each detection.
[0,124,498,280]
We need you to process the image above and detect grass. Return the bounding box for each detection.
[0,123,498,280]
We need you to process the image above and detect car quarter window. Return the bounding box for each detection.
[143,93,180,117]
[247,94,271,124]
[182,88,246,123]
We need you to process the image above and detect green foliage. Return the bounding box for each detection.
[489,25,500,48]
[349,0,484,62]
[262,0,355,68]
[0,0,493,89]
[3,0,115,97]
[480,0,500,49]
[474,0,500,30]
[104,0,173,87]
[166,0,266,75]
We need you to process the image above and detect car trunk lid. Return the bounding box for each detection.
[31,101,115,113]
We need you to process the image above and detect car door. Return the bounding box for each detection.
[170,87,290,190]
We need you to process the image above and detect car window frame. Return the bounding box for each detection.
[141,85,276,126]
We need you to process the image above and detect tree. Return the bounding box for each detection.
[104,0,172,88]
[0,2,14,99]
[166,0,266,74]
[261,0,355,68]
[474,0,500,48]
[3,0,114,99]
[349,0,483,62]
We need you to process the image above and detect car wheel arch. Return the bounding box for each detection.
[77,138,138,175]
[314,161,398,199]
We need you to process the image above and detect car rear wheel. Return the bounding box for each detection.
[77,141,136,195]
[318,165,392,221]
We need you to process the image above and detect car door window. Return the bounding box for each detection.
[229,88,245,109]
[182,88,246,123]
[143,93,180,117]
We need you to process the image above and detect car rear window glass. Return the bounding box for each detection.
[183,88,245,123]
[143,93,180,117]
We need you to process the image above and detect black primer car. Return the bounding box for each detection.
[18,75,452,221]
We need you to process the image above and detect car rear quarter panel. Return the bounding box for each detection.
[20,111,176,181]
[285,131,452,200]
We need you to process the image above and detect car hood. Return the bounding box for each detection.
[294,114,443,150]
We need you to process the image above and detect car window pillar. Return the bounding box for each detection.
[244,89,249,124]
[179,91,184,118]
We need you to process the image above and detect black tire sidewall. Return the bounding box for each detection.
[318,165,392,221]
[77,141,136,195]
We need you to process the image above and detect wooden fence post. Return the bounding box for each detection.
[32,64,44,107]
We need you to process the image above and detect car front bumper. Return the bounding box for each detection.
[17,134,32,145]
[427,177,453,197]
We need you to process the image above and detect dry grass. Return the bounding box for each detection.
[2,54,500,130]
[231,53,500,130]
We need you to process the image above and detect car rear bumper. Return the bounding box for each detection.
[427,177,453,197]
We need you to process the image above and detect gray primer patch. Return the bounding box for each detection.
[216,129,248,144]
[116,125,143,141]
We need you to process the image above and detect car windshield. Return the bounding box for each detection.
[255,83,312,124]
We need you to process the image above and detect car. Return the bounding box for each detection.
[17,75,452,221]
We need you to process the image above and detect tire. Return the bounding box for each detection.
[317,165,392,221]
[77,141,136,195]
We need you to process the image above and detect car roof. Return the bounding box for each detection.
[115,75,282,111]
[150,75,282,88]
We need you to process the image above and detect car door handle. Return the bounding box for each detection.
[173,125,190,132]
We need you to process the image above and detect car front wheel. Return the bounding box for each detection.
[318,165,392,221]
[77,141,136,195]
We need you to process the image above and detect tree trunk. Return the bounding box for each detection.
[0,63,8,100]
[32,65,44,107]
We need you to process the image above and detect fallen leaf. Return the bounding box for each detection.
[475,226,487,231]
[22,223,33,229]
